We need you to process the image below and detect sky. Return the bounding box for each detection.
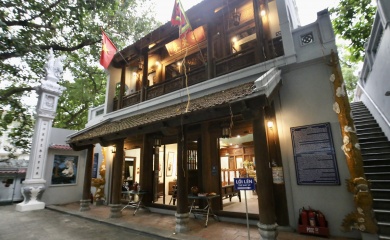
[154,0,339,26]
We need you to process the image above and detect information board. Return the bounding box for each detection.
[291,123,340,185]
[234,178,255,190]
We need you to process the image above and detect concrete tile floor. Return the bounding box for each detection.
[44,202,358,240]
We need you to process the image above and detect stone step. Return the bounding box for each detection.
[351,103,368,107]
[364,165,390,173]
[374,199,390,210]
[362,152,390,160]
[365,172,390,180]
[374,209,390,222]
[352,114,375,120]
[378,234,390,240]
[364,158,390,166]
[360,141,390,149]
[362,146,390,154]
[352,112,374,118]
[371,189,390,199]
[355,122,380,128]
[351,104,370,110]
[356,131,387,139]
[369,180,390,189]
[354,119,380,126]
[358,135,388,143]
[356,127,383,134]
[378,222,390,239]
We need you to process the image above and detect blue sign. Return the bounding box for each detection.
[234,178,255,190]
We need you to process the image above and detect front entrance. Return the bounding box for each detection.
[154,143,179,205]
[220,133,259,214]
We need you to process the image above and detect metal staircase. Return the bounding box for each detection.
[350,101,390,240]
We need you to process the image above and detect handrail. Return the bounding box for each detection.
[356,82,390,128]
[148,65,206,91]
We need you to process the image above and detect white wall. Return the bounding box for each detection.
[360,23,390,140]
[276,60,359,238]
[42,128,86,205]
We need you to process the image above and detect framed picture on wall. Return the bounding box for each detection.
[51,155,78,185]
[166,152,174,177]
[159,151,163,177]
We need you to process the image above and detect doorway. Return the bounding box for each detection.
[219,133,259,214]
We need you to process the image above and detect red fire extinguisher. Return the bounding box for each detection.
[300,207,308,225]
[317,211,327,227]
[308,210,316,227]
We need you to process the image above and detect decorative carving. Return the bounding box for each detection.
[333,102,340,114]
[40,80,66,95]
[91,147,106,202]
[44,48,66,82]
[329,51,378,234]
[44,95,55,109]
[21,185,45,204]
[37,109,56,118]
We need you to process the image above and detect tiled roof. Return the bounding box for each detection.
[49,144,73,150]
[68,82,256,144]
[0,168,26,175]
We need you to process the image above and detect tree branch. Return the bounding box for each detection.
[0,38,100,60]
[0,87,36,102]
[4,20,56,30]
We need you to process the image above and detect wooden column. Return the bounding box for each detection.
[80,144,94,211]
[201,122,221,209]
[253,108,277,239]
[118,66,126,109]
[140,134,153,204]
[176,128,188,213]
[261,0,272,59]
[175,127,189,233]
[206,22,215,79]
[266,105,289,226]
[109,139,124,218]
[140,49,149,101]
[253,0,266,62]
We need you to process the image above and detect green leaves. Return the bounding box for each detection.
[0,0,159,158]
[330,0,376,63]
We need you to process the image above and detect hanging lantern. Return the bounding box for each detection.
[221,123,231,139]
[232,8,241,26]
[153,135,162,147]
[138,59,143,71]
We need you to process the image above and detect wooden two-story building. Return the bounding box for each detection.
[67,0,364,239]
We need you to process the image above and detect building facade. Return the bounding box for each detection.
[67,0,375,238]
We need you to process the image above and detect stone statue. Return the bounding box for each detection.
[44,48,66,82]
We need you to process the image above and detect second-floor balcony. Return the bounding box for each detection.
[112,0,286,112]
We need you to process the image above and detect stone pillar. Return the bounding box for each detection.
[253,108,278,239]
[175,128,189,233]
[80,145,94,211]
[110,140,124,218]
[16,48,66,212]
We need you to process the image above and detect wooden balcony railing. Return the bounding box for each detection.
[145,65,207,100]
[113,91,141,110]
[113,44,274,111]
[215,48,256,77]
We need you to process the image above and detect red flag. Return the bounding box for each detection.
[171,0,192,38]
[100,31,117,69]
